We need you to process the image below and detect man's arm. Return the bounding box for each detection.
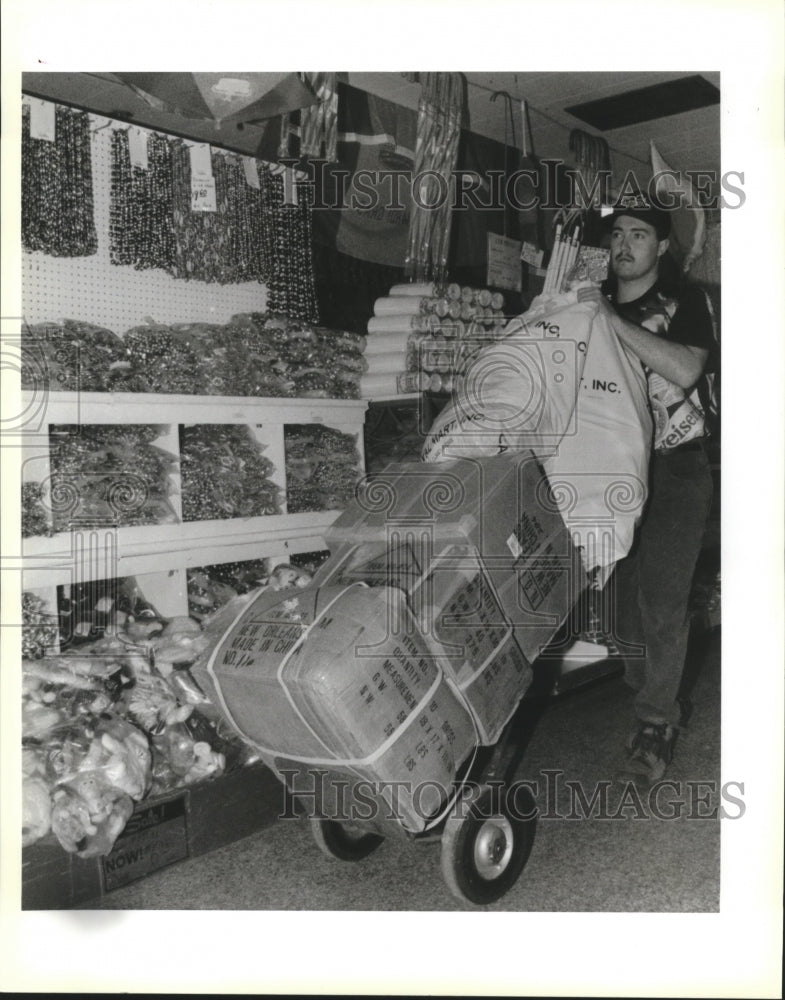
[577,286,708,390]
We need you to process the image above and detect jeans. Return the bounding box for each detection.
[608,443,714,728]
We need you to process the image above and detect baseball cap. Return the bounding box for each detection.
[601,192,671,240]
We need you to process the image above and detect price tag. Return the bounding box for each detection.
[128,127,149,170]
[486,233,522,292]
[243,156,261,189]
[29,99,56,142]
[191,176,217,212]
[520,241,544,268]
[188,143,213,181]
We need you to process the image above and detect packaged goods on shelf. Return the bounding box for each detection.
[363,283,508,397]
[123,323,207,395]
[22,312,367,400]
[179,424,280,522]
[22,591,60,660]
[187,559,273,619]
[47,424,179,532]
[284,424,362,513]
[21,319,146,393]
[22,482,52,539]
[289,549,332,576]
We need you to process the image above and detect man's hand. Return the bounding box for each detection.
[577,284,615,317]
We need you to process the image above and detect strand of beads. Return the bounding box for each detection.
[110,129,175,271]
[22,104,97,257]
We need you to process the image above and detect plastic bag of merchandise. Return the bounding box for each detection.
[149,712,226,794]
[21,319,137,393]
[22,747,53,847]
[123,322,205,395]
[47,713,152,857]
[422,288,652,569]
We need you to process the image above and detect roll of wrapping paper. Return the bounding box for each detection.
[438,319,466,339]
[367,314,427,335]
[428,372,463,393]
[360,372,410,397]
[364,351,413,375]
[373,295,435,317]
[397,371,431,393]
[388,282,439,298]
[420,342,457,372]
[364,331,426,356]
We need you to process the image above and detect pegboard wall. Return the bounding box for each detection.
[21,97,270,332]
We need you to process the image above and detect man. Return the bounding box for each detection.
[578,195,716,786]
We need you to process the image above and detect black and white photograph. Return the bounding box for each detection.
[1,1,783,996]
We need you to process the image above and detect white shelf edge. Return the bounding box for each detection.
[21,390,368,425]
[20,511,341,587]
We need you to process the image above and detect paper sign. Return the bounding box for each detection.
[29,99,56,142]
[191,176,217,212]
[282,166,298,206]
[243,156,261,189]
[128,127,149,170]
[520,241,544,268]
[486,233,522,292]
[188,143,213,180]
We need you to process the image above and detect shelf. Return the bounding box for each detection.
[20,511,342,587]
[20,390,368,427]
[19,391,369,612]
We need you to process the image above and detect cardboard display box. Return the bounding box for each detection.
[22,762,283,910]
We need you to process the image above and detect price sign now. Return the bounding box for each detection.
[191,176,217,212]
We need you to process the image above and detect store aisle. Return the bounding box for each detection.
[86,627,721,913]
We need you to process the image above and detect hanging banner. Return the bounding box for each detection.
[257,83,416,267]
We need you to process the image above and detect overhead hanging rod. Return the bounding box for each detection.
[465,77,650,166]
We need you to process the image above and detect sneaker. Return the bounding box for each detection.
[617,722,677,786]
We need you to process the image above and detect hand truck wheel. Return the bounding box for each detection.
[440,783,537,905]
[310,818,385,862]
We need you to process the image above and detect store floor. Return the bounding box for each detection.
[86,628,721,913]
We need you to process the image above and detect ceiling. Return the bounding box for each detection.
[21,70,721,191]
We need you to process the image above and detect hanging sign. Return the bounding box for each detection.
[486,233,522,292]
[282,166,299,206]
[128,127,149,170]
[188,143,214,180]
[520,241,544,268]
[29,99,56,142]
[188,143,216,211]
[243,156,261,189]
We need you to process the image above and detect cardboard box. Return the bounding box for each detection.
[193,454,587,834]
[22,763,282,909]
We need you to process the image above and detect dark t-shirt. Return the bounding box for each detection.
[602,278,718,452]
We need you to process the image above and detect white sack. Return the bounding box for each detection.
[422,290,653,569]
